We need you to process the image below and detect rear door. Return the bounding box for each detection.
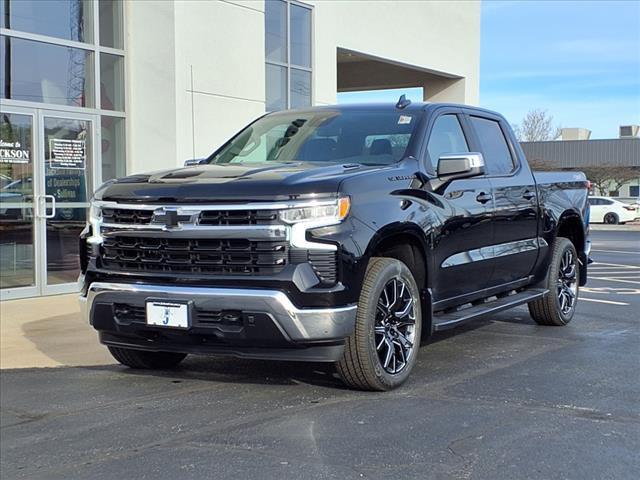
[465,111,539,287]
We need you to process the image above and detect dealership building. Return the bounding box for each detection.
[0,0,480,299]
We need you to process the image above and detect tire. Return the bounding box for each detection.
[337,257,422,391]
[108,346,187,369]
[604,212,619,224]
[528,237,579,326]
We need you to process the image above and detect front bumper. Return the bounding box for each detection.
[81,282,357,362]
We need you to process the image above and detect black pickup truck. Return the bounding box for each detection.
[79,101,590,390]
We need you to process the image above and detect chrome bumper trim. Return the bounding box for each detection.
[80,282,357,342]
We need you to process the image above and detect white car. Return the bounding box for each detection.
[588,196,638,224]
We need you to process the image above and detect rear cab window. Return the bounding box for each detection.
[469,116,516,175]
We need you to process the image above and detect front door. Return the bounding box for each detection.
[0,107,96,299]
[423,111,496,303]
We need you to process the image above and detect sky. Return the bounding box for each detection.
[337,0,640,139]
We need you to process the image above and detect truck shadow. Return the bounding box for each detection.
[94,316,528,390]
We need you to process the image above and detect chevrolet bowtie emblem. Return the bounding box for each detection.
[152,208,198,229]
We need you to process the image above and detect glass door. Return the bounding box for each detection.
[38,112,95,296]
[0,107,96,299]
[0,108,38,298]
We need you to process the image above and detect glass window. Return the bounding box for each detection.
[0,36,94,107]
[290,4,311,68]
[630,186,639,197]
[266,64,287,112]
[101,116,126,181]
[426,115,469,169]
[265,1,312,111]
[470,116,515,175]
[100,53,125,111]
[1,0,93,43]
[99,0,124,49]
[290,69,311,109]
[265,0,287,63]
[209,110,421,166]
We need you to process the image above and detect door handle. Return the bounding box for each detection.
[43,195,56,219]
[523,191,537,201]
[476,192,492,204]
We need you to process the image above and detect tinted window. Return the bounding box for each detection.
[588,198,601,206]
[602,199,614,205]
[0,36,94,107]
[470,117,515,175]
[210,110,421,166]
[426,114,469,170]
[290,4,311,68]
[1,0,93,43]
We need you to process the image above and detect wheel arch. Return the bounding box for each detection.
[555,210,587,286]
[363,223,433,334]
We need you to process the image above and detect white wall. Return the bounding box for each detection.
[126,0,480,174]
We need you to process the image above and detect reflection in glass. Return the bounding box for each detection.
[43,117,91,286]
[100,53,125,111]
[99,0,124,49]
[46,207,85,285]
[0,36,94,107]
[1,0,93,43]
[0,112,35,289]
[265,0,286,63]
[101,116,126,181]
[266,64,287,112]
[290,5,311,68]
[290,69,311,109]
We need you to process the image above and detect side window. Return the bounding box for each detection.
[470,116,515,175]
[602,199,614,205]
[426,114,469,170]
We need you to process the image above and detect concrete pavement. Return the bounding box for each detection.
[0,294,113,369]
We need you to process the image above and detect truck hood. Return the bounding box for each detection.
[95,162,387,203]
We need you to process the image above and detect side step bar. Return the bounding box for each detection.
[432,288,548,332]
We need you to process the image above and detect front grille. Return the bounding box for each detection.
[100,207,278,226]
[113,303,242,326]
[114,303,146,322]
[198,210,278,225]
[100,236,288,275]
[102,207,154,225]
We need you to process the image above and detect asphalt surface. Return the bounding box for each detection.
[1,229,639,480]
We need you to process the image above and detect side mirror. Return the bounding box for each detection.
[184,158,207,167]
[437,153,485,180]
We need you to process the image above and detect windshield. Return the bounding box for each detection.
[208,109,422,166]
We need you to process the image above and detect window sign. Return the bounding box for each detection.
[48,138,86,170]
[0,139,31,164]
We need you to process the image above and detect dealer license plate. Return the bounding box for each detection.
[146,301,189,329]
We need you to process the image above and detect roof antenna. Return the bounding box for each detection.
[396,94,411,109]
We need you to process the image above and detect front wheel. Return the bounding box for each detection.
[337,257,422,391]
[528,237,579,326]
[604,212,619,224]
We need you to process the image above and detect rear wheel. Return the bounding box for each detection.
[528,237,579,326]
[108,346,187,369]
[604,212,619,224]
[337,257,422,391]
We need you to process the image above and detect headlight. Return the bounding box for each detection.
[279,197,350,224]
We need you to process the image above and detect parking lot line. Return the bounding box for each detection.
[590,262,640,269]
[589,277,640,285]
[580,297,630,306]
[592,249,640,255]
